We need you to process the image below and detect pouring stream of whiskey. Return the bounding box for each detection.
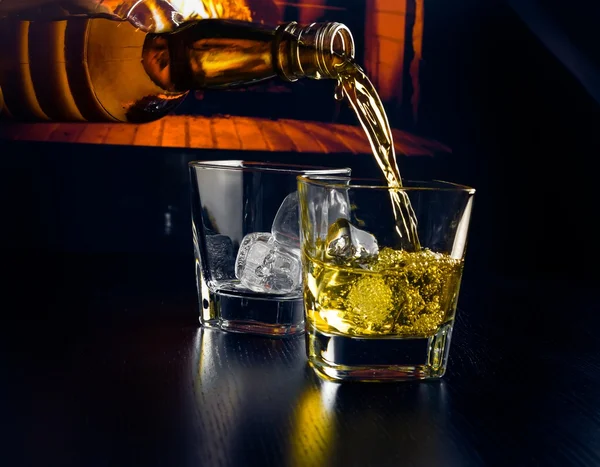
[335,61,421,250]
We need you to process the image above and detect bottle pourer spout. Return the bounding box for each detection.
[273,21,355,81]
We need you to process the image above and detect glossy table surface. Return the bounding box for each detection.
[2,252,599,467]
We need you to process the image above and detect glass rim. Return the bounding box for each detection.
[297,175,476,193]
[188,160,351,175]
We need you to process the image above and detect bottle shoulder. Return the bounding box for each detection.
[160,18,277,43]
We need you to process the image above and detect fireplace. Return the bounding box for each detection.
[0,0,434,154]
[0,0,450,256]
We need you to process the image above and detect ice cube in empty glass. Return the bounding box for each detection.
[189,161,351,337]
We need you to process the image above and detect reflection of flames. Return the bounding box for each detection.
[165,0,251,21]
[108,0,252,33]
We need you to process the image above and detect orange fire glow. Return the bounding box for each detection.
[168,0,252,21]
[106,0,252,33]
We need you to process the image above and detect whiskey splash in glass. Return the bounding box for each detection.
[298,176,475,382]
[297,60,475,382]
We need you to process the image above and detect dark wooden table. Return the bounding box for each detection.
[2,251,599,467]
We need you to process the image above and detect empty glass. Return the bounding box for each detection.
[190,161,351,337]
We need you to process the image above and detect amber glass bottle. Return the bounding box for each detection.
[0,18,354,122]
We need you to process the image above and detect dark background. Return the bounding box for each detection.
[417,0,599,286]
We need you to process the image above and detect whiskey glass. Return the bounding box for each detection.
[298,176,476,380]
[189,161,350,337]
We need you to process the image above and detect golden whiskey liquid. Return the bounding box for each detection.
[303,247,464,338]
[336,61,420,250]
[302,57,471,380]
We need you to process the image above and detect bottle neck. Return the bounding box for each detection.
[142,19,355,92]
[273,21,355,82]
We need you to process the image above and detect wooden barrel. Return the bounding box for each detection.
[0,18,188,122]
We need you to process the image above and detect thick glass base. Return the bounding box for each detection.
[306,322,454,382]
[200,288,305,337]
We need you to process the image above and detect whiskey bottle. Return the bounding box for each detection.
[0,17,354,123]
